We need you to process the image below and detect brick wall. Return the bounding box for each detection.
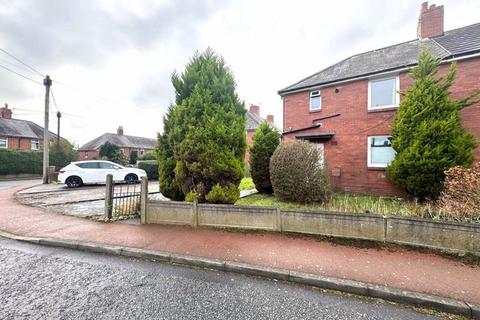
[3,137,43,151]
[282,57,480,196]
[245,130,255,163]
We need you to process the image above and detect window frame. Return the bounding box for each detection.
[367,135,395,168]
[309,90,322,111]
[31,139,39,150]
[367,76,400,110]
[0,137,7,149]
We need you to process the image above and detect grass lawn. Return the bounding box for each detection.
[238,177,255,191]
[236,193,434,218]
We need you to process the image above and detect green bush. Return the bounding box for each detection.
[387,51,478,200]
[250,122,280,194]
[0,149,43,175]
[205,183,240,204]
[139,150,156,160]
[49,140,78,169]
[99,142,128,166]
[129,150,138,164]
[185,191,200,202]
[270,141,331,204]
[137,161,159,180]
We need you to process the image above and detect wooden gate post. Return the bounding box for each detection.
[140,176,148,224]
[104,174,113,219]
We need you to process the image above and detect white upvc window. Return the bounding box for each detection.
[0,137,7,149]
[368,76,400,110]
[31,139,39,150]
[309,90,321,111]
[367,136,395,168]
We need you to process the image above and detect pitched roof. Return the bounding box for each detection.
[279,23,480,95]
[0,117,57,140]
[246,111,264,131]
[78,133,156,151]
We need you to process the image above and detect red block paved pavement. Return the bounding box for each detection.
[1,184,479,304]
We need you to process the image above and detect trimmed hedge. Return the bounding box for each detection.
[137,160,159,180]
[0,149,43,175]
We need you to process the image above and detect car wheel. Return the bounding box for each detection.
[66,176,83,188]
[124,174,138,184]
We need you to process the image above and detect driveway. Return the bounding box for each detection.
[15,180,166,218]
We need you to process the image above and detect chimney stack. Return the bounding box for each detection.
[249,105,260,116]
[117,126,124,135]
[266,114,274,124]
[0,103,12,119]
[417,2,444,39]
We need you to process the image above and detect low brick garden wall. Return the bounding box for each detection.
[142,200,480,256]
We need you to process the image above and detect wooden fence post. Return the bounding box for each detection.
[140,176,148,224]
[104,174,113,219]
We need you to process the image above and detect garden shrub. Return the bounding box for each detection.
[0,149,43,175]
[205,183,240,204]
[129,150,138,164]
[185,191,200,202]
[139,150,156,160]
[158,48,246,203]
[250,121,280,194]
[270,140,331,204]
[49,140,78,169]
[387,50,478,200]
[137,160,159,180]
[100,142,128,166]
[438,162,480,221]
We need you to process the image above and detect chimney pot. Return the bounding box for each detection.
[417,2,444,39]
[266,114,274,124]
[249,105,260,116]
[421,1,428,13]
[117,126,124,135]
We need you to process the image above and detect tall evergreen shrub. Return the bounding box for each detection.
[387,51,478,199]
[250,122,280,194]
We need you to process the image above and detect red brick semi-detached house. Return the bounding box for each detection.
[0,104,57,151]
[279,2,480,196]
[78,126,156,160]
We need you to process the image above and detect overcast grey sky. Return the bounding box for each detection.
[0,0,479,146]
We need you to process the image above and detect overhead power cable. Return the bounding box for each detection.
[0,47,45,77]
[0,63,43,85]
[50,89,59,112]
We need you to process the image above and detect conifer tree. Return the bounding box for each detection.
[387,50,478,199]
[157,49,246,203]
[250,121,280,194]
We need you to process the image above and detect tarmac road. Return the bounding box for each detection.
[0,237,443,320]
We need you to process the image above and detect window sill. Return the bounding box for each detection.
[309,109,322,113]
[367,166,387,171]
[368,106,398,113]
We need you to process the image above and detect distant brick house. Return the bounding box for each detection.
[245,105,275,163]
[78,126,156,160]
[0,104,57,151]
[279,2,480,196]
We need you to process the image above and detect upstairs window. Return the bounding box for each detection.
[368,76,399,110]
[31,139,39,150]
[0,137,7,149]
[368,136,395,168]
[309,90,321,111]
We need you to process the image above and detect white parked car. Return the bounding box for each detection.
[58,160,147,188]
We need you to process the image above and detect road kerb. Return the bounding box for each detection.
[289,271,369,296]
[367,284,472,317]
[170,254,225,271]
[120,247,170,262]
[466,303,480,319]
[0,230,476,318]
[225,261,290,281]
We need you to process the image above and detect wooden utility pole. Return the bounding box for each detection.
[56,111,61,149]
[42,75,52,184]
